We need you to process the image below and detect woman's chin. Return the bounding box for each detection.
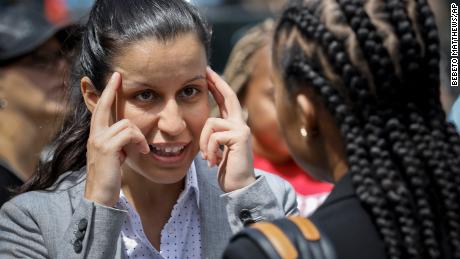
[123,157,192,185]
[144,169,188,185]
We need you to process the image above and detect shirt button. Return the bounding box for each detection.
[78,219,88,231]
[73,239,83,253]
[75,230,85,240]
[239,209,256,226]
[239,209,251,220]
[239,209,252,221]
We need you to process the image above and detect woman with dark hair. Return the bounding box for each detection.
[224,0,460,258]
[0,0,298,258]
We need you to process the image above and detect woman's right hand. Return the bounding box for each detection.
[84,72,150,207]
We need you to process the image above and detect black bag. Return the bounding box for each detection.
[230,216,337,259]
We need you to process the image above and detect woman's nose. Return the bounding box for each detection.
[157,99,186,136]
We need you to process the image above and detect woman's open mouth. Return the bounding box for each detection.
[148,142,190,166]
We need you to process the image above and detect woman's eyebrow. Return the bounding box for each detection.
[183,75,206,85]
[122,75,206,89]
[122,80,153,89]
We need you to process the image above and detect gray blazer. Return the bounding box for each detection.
[0,156,298,259]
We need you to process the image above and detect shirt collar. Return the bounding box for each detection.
[184,160,200,209]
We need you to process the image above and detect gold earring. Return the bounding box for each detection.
[300,127,308,138]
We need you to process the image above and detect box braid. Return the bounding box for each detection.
[414,0,440,90]
[412,0,460,256]
[274,1,460,258]
[280,4,434,258]
[287,56,404,259]
[280,6,416,259]
[339,0,448,257]
[396,1,460,256]
[415,0,460,182]
[384,0,423,88]
[337,0,399,99]
[281,5,372,114]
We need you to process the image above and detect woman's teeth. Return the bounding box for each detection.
[149,145,185,156]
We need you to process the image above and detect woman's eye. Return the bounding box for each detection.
[180,87,200,98]
[266,87,275,101]
[135,91,155,102]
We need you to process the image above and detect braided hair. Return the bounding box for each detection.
[273,0,460,258]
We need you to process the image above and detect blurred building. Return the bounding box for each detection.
[191,0,286,72]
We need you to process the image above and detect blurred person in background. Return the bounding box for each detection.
[225,0,460,258]
[222,19,332,216]
[0,0,91,207]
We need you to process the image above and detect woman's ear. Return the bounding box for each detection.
[296,93,318,135]
[81,77,99,113]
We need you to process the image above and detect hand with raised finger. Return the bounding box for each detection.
[84,72,150,207]
[200,67,256,193]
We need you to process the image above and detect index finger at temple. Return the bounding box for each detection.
[206,67,242,121]
[93,72,121,130]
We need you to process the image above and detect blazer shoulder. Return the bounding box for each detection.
[254,169,299,215]
[2,167,86,212]
[47,167,87,192]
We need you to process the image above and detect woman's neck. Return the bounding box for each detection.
[121,167,185,250]
[0,110,52,181]
[121,170,184,210]
[331,160,348,183]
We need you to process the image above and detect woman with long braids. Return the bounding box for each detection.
[224,0,460,258]
[222,19,332,217]
[0,0,298,258]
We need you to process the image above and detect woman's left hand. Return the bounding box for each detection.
[200,67,256,192]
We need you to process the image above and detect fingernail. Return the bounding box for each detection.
[111,72,118,79]
[110,72,120,84]
[207,161,211,167]
[143,146,150,154]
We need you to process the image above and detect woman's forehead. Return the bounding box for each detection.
[112,33,207,84]
[115,34,205,64]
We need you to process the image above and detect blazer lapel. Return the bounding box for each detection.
[114,237,126,259]
[195,157,233,259]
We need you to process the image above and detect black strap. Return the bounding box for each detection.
[273,218,316,258]
[230,217,337,259]
[231,228,282,259]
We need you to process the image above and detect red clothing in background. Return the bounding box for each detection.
[253,153,333,216]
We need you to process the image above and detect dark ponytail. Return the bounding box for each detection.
[20,0,210,192]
